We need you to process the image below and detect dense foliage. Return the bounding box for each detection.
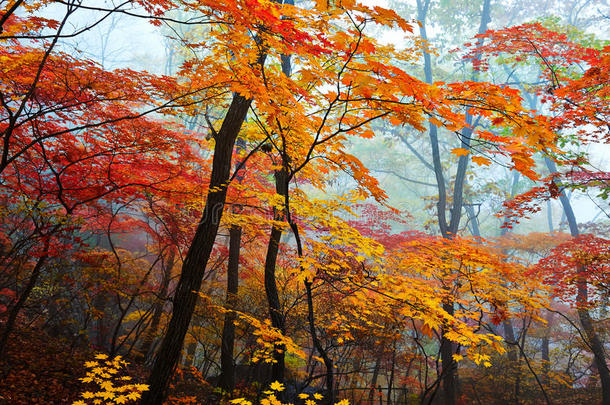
[0,0,608,404]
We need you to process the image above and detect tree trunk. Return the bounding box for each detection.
[219,225,242,392]
[368,350,383,405]
[546,157,610,405]
[416,1,491,402]
[141,93,253,405]
[541,311,554,385]
[304,279,335,404]
[264,168,289,383]
[219,134,246,392]
[387,347,396,405]
[440,302,457,404]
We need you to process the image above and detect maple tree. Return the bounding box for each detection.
[1,0,609,404]
[465,20,610,404]
[467,21,609,222]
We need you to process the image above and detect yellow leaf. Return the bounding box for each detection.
[452,354,463,362]
[101,391,115,400]
[270,381,285,392]
[115,395,128,404]
[100,381,113,391]
[125,392,140,401]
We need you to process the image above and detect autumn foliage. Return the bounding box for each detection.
[1,0,609,405]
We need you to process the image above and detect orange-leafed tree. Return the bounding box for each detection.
[145,1,563,402]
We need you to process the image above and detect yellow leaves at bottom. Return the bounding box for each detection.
[230,383,348,405]
[73,354,149,405]
[231,398,253,405]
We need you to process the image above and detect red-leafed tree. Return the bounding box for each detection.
[0,7,209,356]
[467,23,609,221]
[536,234,610,308]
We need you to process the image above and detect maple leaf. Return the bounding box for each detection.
[451,148,470,157]
[270,381,285,391]
[452,354,464,362]
[471,156,491,166]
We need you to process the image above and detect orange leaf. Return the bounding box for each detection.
[471,156,491,166]
[451,148,470,157]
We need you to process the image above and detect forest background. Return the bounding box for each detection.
[0,0,609,404]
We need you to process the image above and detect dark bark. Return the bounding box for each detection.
[282,185,334,401]
[541,312,554,385]
[439,302,457,405]
[387,347,396,405]
[141,93,253,405]
[219,134,246,392]
[0,0,25,34]
[368,350,383,405]
[219,225,242,392]
[304,279,335,404]
[502,320,519,363]
[263,168,289,383]
[546,157,610,405]
[264,229,286,380]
